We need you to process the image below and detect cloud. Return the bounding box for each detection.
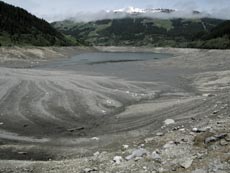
[2,0,230,22]
[58,9,212,23]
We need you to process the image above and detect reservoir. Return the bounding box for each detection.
[37,52,173,81]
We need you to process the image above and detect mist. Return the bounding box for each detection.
[49,8,230,23]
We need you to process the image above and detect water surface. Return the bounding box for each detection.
[37,52,175,82]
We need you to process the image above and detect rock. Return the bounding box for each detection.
[144,137,154,143]
[181,138,188,142]
[151,151,161,162]
[194,131,214,146]
[67,127,84,132]
[156,132,164,136]
[158,168,165,173]
[171,167,177,171]
[192,128,199,132]
[205,133,227,144]
[213,110,219,114]
[224,134,230,142]
[192,127,210,133]
[125,148,149,160]
[113,156,123,164]
[134,157,142,161]
[163,141,175,149]
[180,158,193,169]
[164,119,175,125]
[173,126,180,131]
[83,167,98,173]
[139,144,145,148]
[122,145,129,150]
[202,93,214,97]
[204,136,217,144]
[17,152,27,155]
[91,137,99,141]
[220,139,228,146]
[179,128,185,131]
[191,117,196,121]
[93,151,100,157]
[0,122,4,125]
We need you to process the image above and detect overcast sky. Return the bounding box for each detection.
[2,0,230,22]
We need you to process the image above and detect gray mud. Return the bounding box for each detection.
[0,47,229,172]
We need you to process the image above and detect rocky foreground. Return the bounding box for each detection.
[0,47,229,173]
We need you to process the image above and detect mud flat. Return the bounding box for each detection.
[0,47,229,172]
[0,46,97,68]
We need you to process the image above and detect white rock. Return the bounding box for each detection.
[156,132,164,136]
[144,137,154,143]
[91,137,99,140]
[192,127,210,133]
[0,122,4,125]
[140,144,145,148]
[202,93,214,97]
[151,151,161,161]
[179,128,185,131]
[106,100,112,104]
[163,141,175,149]
[83,168,92,173]
[93,151,100,157]
[180,158,193,169]
[113,156,123,164]
[164,119,175,125]
[125,148,149,160]
[83,167,98,173]
[192,128,199,132]
[122,145,129,149]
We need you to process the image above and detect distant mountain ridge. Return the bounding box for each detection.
[52,17,230,48]
[0,1,78,46]
[109,7,202,16]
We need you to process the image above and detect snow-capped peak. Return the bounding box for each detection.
[110,7,176,14]
[113,7,145,14]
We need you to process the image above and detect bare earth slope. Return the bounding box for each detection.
[0,47,229,173]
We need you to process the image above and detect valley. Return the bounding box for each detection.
[0,1,230,172]
[0,47,229,172]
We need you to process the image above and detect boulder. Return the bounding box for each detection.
[164,119,175,125]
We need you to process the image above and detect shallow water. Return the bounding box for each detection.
[36,52,173,81]
[41,52,171,66]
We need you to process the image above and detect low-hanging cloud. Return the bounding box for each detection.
[55,9,215,23]
[2,0,230,22]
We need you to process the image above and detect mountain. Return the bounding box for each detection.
[52,17,224,48]
[190,20,230,49]
[110,7,176,15]
[0,1,79,46]
[106,7,206,18]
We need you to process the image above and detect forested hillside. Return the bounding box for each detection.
[0,1,78,46]
[52,17,230,49]
[190,20,230,49]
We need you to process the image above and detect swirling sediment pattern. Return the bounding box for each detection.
[0,67,158,138]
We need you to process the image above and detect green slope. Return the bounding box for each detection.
[52,17,224,48]
[189,20,230,49]
[0,1,79,46]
